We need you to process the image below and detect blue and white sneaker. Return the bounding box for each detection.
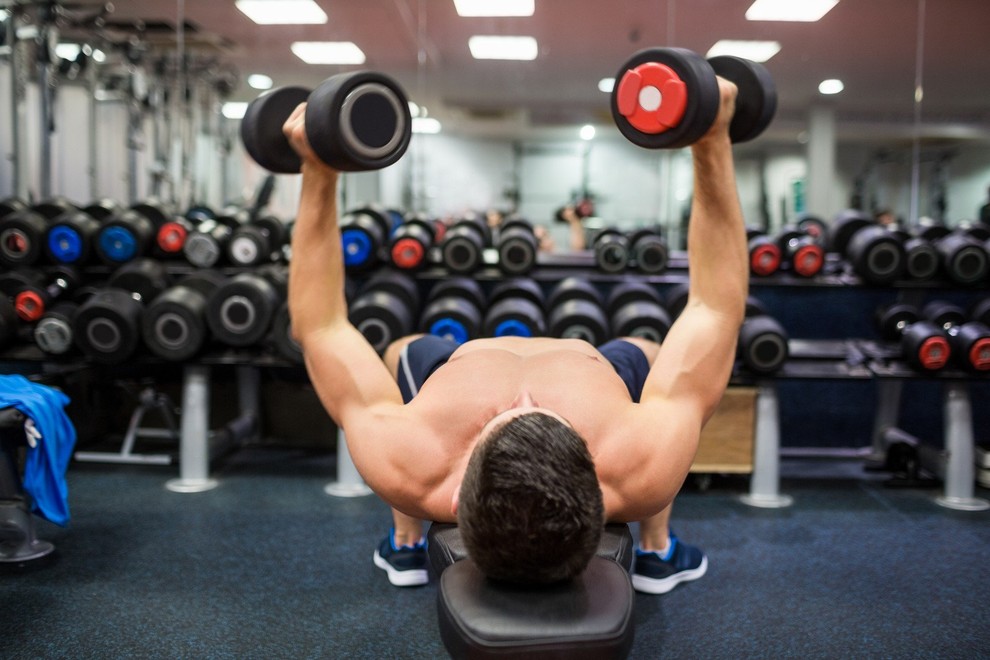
[632,534,708,594]
[373,530,429,587]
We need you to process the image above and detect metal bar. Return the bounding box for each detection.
[324,428,372,498]
[166,364,218,492]
[935,382,989,511]
[740,382,793,508]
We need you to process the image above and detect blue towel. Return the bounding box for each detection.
[0,375,77,526]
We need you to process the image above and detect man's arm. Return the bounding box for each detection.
[640,79,748,424]
[283,105,404,468]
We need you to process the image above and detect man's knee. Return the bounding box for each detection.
[619,336,660,365]
[383,333,426,379]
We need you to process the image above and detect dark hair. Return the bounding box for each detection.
[457,412,604,584]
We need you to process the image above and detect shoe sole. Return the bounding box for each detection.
[631,555,708,595]
[373,550,429,587]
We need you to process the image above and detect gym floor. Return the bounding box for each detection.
[4,446,989,659]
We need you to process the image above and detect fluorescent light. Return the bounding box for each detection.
[454,0,534,17]
[598,78,615,93]
[412,117,442,134]
[291,41,366,65]
[706,40,781,63]
[236,0,327,25]
[818,78,844,95]
[55,43,81,60]
[580,125,596,141]
[248,74,273,90]
[222,102,249,119]
[408,101,421,117]
[92,49,106,63]
[469,36,538,61]
[745,0,838,22]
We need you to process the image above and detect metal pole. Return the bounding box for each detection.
[935,382,989,511]
[166,364,219,493]
[6,11,21,197]
[740,382,794,508]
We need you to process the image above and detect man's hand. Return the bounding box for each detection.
[24,417,41,448]
[281,103,337,175]
[697,77,739,146]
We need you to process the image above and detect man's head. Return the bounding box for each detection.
[457,412,604,584]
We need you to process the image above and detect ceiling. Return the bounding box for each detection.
[44,0,990,144]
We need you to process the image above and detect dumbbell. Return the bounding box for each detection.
[483,278,546,338]
[72,258,170,363]
[795,214,828,246]
[206,265,287,348]
[921,301,990,373]
[775,225,826,277]
[94,201,184,265]
[886,228,940,281]
[664,282,690,320]
[606,280,671,343]
[142,270,227,361]
[341,206,393,272]
[348,270,421,354]
[31,197,78,221]
[496,218,539,276]
[240,71,411,173]
[737,298,789,375]
[45,209,103,265]
[227,214,287,266]
[389,214,436,271]
[875,303,951,372]
[440,216,490,274]
[933,231,989,285]
[0,208,51,268]
[271,302,303,364]
[611,48,775,149]
[419,278,486,345]
[182,214,242,268]
[11,265,82,323]
[593,228,630,273]
[629,228,669,274]
[0,197,27,220]
[546,277,610,345]
[746,228,782,276]
[81,198,124,222]
[971,297,990,327]
[828,210,907,284]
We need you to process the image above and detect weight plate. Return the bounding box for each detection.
[707,55,777,143]
[241,86,312,174]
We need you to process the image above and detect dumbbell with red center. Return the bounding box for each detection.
[775,226,825,277]
[389,214,436,271]
[746,228,782,276]
[875,303,951,372]
[12,266,82,324]
[611,48,776,149]
[921,301,990,373]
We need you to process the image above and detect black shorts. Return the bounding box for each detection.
[397,336,652,404]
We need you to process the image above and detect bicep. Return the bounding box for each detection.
[300,322,403,427]
[640,303,739,424]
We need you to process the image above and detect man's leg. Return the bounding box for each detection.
[609,337,708,594]
[373,334,430,586]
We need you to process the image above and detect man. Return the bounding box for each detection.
[284,77,746,594]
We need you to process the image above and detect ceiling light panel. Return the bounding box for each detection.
[236,0,328,25]
[745,0,838,22]
[454,0,534,17]
[291,42,366,65]
[469,36,538,61]
[706,40,781,63]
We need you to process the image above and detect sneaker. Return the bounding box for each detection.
[373,530,429,587]
[632,534,708,595]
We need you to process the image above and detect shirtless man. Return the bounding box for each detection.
[284,78,746,594]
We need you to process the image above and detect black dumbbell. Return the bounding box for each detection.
[227,214,287,266]
[419,277,486,345]
[341,206,393,272]
[0,197,27,220]
[921,301,990,373]
[746,228,782,276]
[440,216,490,274]
[33,300,81,356]
[611,48,775,149]
[483,278,546,338]
[886,228,939,281]
[81,198,124,222]
[240,71,411,174]
[829,210,908,284]
[593,228,629,273]
[875,303,951,372]
[933,231,989,285]
[182,214,242,268]
[73,259,169,363]
[131,200,192,257]
[12,265,82,324]
[664,282,690,320]
[775,225,826,278]
[348,270,421,354]
[497,218,539,276]
[628,227,668,274]
[31,197,78,221]
[738,299,789,375]
[606,280,671,343]
[795,214,828,245]
[206,265,287,348]
[142,270,227,361]
[389,214,436,271]
[0,208,50,268]
[546,277,610,345]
